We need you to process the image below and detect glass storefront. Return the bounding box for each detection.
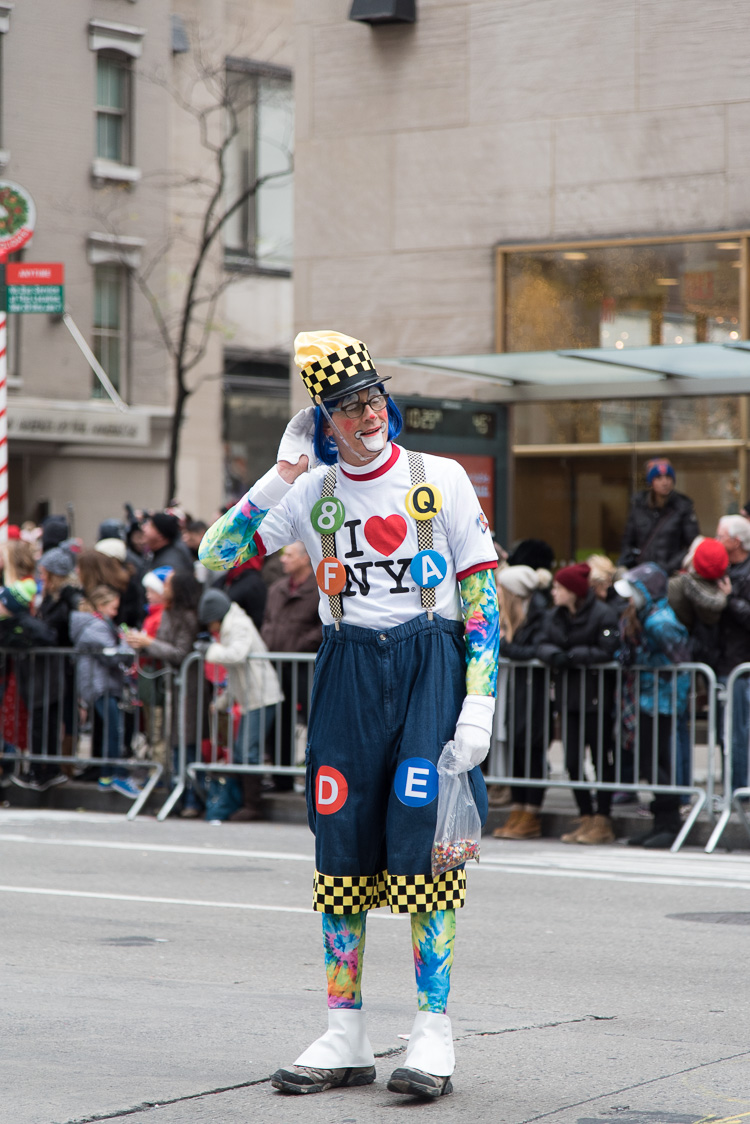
[503,237,742,353]
[496,233,750,562]
[223,354,290,503]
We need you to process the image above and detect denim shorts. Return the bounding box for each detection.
[305,613,488,894]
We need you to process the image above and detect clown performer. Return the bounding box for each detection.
[199,331,499,1100]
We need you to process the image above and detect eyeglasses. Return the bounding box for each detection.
[333,391,389,420]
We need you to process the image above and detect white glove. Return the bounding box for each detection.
[277,406,317,471]
[450,695,496,773]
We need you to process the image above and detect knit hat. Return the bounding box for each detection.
[40,547,75,577]
[506,538,555,571]
[496,565,541,598]
[0,579,34,615]
[148,511,181,543]
[692,538,728,581]
[95,537,127,562]
[143,566,173,597]
[98,518,126,542]
[554,563,591,600]
[294,330,389,404]
[645,457,676,485]
[198,588,231,625]
[41,514,69,552]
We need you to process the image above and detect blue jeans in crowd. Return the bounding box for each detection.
[94,695,127,779]
[234,707,275,766]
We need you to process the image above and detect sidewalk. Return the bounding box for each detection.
[3,774,749,851]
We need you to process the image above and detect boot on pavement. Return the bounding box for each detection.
[387,1011,454,1099]
[271,1009,376,1095]
[576,813,615,845]
[496,809,541,840]
[493,806,523,838]
[561,815,594,843]
[229,774,265,822]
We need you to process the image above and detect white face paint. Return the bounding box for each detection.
[357,422,387,452]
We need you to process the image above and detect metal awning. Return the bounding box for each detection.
[385,342,750,402]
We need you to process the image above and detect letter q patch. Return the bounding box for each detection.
[394,757,438,807]
[315,766,348,814]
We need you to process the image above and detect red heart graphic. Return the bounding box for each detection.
[364,515,407,556]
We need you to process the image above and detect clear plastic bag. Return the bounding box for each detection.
[431,740,482,878]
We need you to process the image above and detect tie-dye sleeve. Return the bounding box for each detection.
[198,495,269,572]
[459,569,500,697]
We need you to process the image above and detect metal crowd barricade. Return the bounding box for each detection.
[158,649,316,821]
[0,646,165,820]
[486,659,718,853]
[705,661,750,852]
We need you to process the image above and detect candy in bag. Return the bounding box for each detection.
[431,740,482,878]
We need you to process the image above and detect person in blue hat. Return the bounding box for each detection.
[618,457,699,576]
[200,331,499,1100]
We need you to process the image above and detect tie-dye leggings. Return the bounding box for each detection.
[323,908,455,1013]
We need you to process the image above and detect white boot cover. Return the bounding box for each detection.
[404,1011,455,1077]
[295,1008,375,1068]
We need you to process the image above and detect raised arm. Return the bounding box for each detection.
[199,408,316,572]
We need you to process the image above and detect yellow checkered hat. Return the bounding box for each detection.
[294,330,388,403]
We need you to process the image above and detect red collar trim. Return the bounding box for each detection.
[339,444,401,482]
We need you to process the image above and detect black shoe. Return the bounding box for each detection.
[270,1064,376,1094]
[627,828,656,847]
[37,771,69,792]
[642,830,678,849]
[75,765,101,784]
[387,1067,453,1099]
[11,769,43,791]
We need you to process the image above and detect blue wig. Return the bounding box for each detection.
[312,391,403,466]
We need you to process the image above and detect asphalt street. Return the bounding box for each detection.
[2,808,750,1124]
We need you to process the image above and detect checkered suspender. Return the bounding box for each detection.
[320,465,343,628]
[407,450,435,619]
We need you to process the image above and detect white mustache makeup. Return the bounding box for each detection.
[356,420,387,451]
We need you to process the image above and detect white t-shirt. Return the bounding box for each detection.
[255,443,496,629]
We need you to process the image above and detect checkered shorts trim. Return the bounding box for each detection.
[312,868,467,914]
[313,870,388,915]
[300,342,375,400]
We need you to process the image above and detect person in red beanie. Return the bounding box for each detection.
[668,537,729,668]
[537,562,619,844]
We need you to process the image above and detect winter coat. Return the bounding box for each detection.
[261,573,322,654]
[144,540,194,575]
[143,608,201,747]
[498,590,550,737]
[537,591,619,713]
[0,612,62,707]
[216,564,267,631]
[618,571,691,716]
[668,571,726,669]
[618,489,699,575]
[205,602,283,714]
[70,611,134,703]
[37,584,82,647]
[716,554,750,677]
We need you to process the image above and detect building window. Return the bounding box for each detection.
[92,264,127,398]
[223,60,294,273]
[96,52,131,165]
[497,233,746,354]
[223,351,289,499]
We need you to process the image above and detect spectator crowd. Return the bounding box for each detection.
[2,456,750,843]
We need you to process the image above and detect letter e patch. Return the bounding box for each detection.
[394,757,438,807]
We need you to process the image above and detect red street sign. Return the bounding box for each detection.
[6,262,64,285]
